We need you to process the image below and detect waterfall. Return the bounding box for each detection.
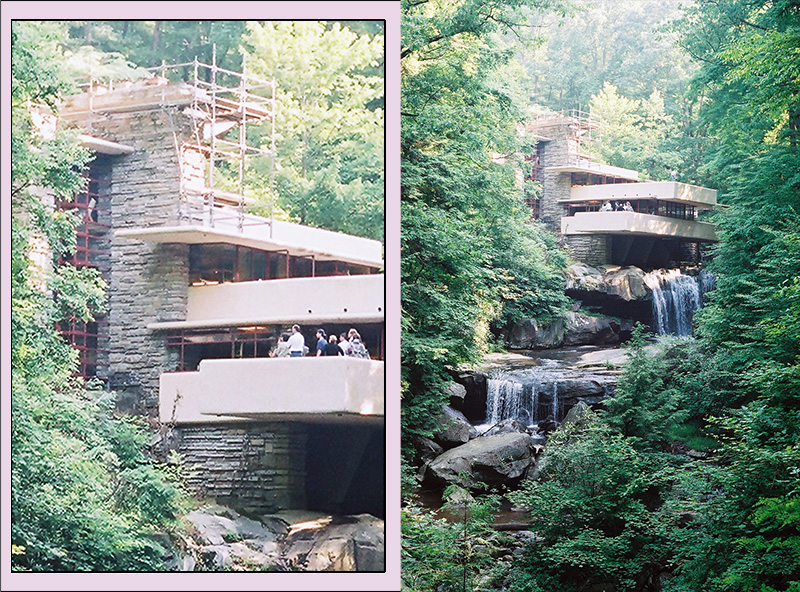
[700,270,716,301]
[551,383,560,422]
[643,269,707,337]
[486,379,524,425]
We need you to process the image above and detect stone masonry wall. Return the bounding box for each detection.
[564,235,611,267]
[85,102,310,514]
[537,124,574,233]
[90,106,191,415]
[172,422,308,515]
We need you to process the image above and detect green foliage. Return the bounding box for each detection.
[665,405,800,592]
[589,83,681,180]
[244,21,385,241]
[508,412,683,591]
[604,325,687,450]
[66,21,247,71]
[401,0,571,450]
[402,490,506,592]
[521,0,693,111]
[12,21,186,572]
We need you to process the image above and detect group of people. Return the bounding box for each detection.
[600,200,634,212]
[269,325,371,359]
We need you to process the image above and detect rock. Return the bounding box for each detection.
[483,418,529,437]
[567,264,647,301]
[563,312,621,346]
[537,417,560,435]
[433,406,478,449]
[558,376,611,404]
[199,545,232,570]
[456,372,488,423]
[281,514,385,572]
[186,504,283,547]
[425,432,535,489]
[560,400,591,428]
[507,317,565,349]
[444,485,475,507]
[448,381,467,406]
[507,311,628,349]
[529,434,547,447]
[413,435,444,464]
[565,263,605,292]
[602,265,647,301]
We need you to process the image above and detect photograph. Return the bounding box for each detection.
[398,0,800,591]
[3,3,401,591]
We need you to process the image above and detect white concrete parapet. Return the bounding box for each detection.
[568,181,717,208]
[149,274,384,329]
[561,211,717,242]
[160,357,384,424]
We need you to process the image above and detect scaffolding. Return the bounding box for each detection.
[148,50,277,234]
[529,108,602,166]
[70,49,277,235]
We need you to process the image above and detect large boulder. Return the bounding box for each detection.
[433,406,478,449]
[560,400,591,429]
[179,505,384,572]
[455,372,488,423]
[562,312,622,346]
[281,514,385,572]
[566,264,647,301]
[508,317,565,349]
[508,312,628,349]
[425,432,535,489]
[448,382,467,407]
[602,266,647,301]
[413,435,444,465]
[483,418,529,437]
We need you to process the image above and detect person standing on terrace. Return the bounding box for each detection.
[315,329,327,356]
[324,334,344,356]
[288,324,306,357]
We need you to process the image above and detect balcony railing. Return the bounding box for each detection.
[561,211,717,242]
[568,181,717,208]
[149,274,384,329]
[160,356,384,424]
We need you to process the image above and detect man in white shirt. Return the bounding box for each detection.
[287,324,305,357]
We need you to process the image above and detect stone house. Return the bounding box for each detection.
[523,110,718,269]
[53,62,385,519]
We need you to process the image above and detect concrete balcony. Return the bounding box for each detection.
[148,273,384,329]
[547,159,640,182]
[159,357,384,425]
[117,213,384,269]
[561,211,717,242]
[567,181,717,208]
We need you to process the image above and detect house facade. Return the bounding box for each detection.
[55,63,385,517]
[526,111,718,268]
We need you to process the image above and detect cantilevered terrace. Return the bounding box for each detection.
[560,181,718,242]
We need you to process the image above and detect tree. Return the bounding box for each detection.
[589,83,680,181]
[603,324,687,450]
[243,21,385,241]
[400,0,571,451]
[11,21,184,572]
[508,412,683,592]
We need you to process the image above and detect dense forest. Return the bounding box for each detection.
[10,20,384,572]
[400,0,800,591]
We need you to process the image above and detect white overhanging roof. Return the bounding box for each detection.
[547,160,640,181]
[117,217,384,269]
[565,181,717,208]
[78,134,135,155]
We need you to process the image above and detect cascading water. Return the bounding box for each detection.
[643,269,713,337]
[477,349,617,434]
[485,377,543,428]
[486,379,524,425]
